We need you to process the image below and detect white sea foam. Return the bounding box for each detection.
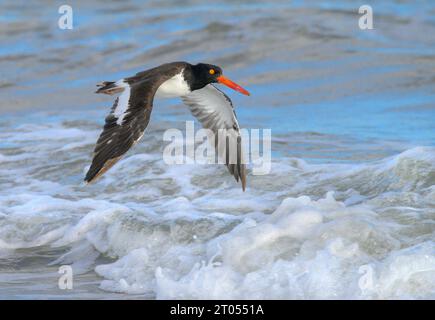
[0,121,434,299]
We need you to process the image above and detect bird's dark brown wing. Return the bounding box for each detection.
[85,75,171,183]
[181,84,246,191]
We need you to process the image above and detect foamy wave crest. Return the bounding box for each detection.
[0,121,434,299]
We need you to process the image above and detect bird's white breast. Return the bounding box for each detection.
[155,71,190,98]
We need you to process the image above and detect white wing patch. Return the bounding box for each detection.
[112,81,131,125]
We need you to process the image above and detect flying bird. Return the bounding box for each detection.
[85,61,250,191]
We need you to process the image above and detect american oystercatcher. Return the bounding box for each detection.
[85,62,250,191]
[85,62,249,191]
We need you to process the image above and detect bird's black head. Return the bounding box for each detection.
[188,63,250,95]
[189,63,223,90]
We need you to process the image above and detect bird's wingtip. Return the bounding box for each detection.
[241,175,246,192]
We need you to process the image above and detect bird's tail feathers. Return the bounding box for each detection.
[95,81,125,95]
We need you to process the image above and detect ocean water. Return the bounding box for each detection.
[0,0,434,299]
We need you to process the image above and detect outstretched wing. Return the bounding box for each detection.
[181,84,246,191]
[85,78,161,183]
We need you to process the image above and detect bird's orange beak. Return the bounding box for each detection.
[217,75,250,96]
